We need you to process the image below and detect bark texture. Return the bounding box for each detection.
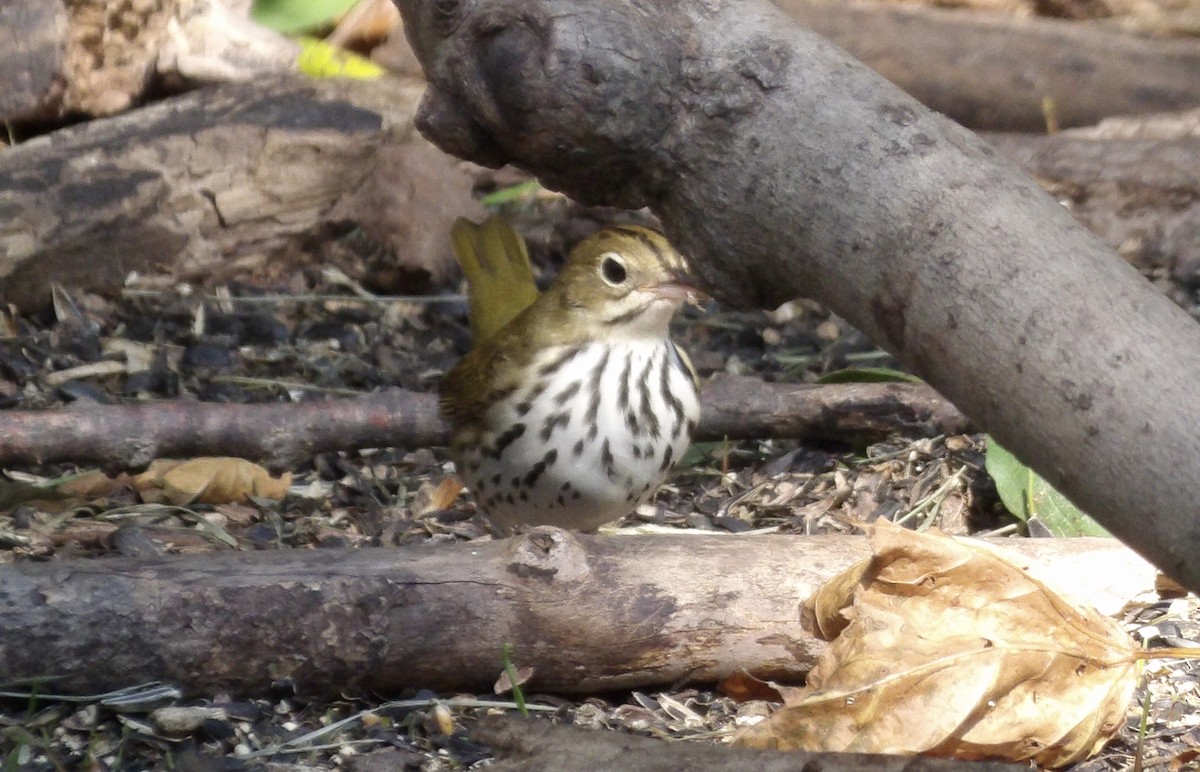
[778,0,1200,132]
[0,377,966,470]
[984,128,1200,283]
[0,530,1150,697]
[395,0,1200,592]
[0,75,478,312]
[0,0,66,122]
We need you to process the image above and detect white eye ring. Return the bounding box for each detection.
[599,252,628,286]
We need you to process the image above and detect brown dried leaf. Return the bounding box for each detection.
[736,522,1138,769]
[56,470,132,498]
[493,665,534,696]
[717,671,785,703]
[428,477,464,512]
[135,457,291,505]
[800,557,869,641]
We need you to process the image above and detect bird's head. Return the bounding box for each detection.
[553,226,701,340]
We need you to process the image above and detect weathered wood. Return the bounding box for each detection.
[984,128,1200,283]
[0,376,967,470]
[777,0,1200,132]
[474,715,1030,772]
[0,75,477,312]
[0,529,1152,697]
[395,0,1200,592]
[0,0,66,122]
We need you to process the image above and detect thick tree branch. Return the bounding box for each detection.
[0,377,967,470]
[0,529,1151,697]
[395,0,1200,592]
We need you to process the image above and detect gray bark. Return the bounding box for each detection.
[778,0,1200,132]
[0,529,1148,697]
[0,0,66,122]
[984,129,1200,287]
[0,75,472,312]
[395,0,1200,591]
[0,377,966,471]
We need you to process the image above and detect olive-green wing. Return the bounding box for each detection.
[451,216,539,343]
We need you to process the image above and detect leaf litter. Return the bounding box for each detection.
[0,203,1197,768]
[736,522,1143,768]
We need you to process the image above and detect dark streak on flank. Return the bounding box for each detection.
[585,348,609,439]
[602,439,616,478]
[491,422,526,458]
[553,381,581,406]
[659,445,674,472]
[638,350,660,439]
[617,355,633,413]
[523,448,558,488]
[540,410,571,441]
[660,345,687,436]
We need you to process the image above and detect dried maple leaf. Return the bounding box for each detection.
[736,521,1138,768]
[134,457,291,505]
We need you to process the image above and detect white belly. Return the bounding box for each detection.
[455,340,700,532]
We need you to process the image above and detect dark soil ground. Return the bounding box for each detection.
[1,198,1198,770]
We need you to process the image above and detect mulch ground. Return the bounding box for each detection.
[1,199,1197,770]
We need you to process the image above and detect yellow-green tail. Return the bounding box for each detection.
[451,216,540,343]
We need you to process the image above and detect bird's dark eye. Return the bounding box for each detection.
[600,254,627,285]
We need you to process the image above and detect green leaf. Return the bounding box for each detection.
[501,643,528,717]
[678,440,724,469]
[297,38,385,80]
[817,367,922,385]
[251,0,357,35]
[984,437,1110,537]
[481,180,543,207]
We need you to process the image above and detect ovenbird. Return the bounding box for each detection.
[440,217,701,533]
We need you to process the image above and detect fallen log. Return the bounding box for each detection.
[778,0,1200,132]
[0,529,1153,697]
[0,0,66,122]
[4,72,1196,314]
[0,75,481,312]
[984,127,1200,284]
[0,376,967,470]
[395,0,1200,592]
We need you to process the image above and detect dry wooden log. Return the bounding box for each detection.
[0,74,482,312]
[0,0,66,123]
[396,0,1200,593]
[474,715,1030,772]
[0,376,967,470]
[777,0,1200,132]
[984,127,1200,284]
[0,529,1153,697]
[3,35,1196,314]
[0,0,301,121]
